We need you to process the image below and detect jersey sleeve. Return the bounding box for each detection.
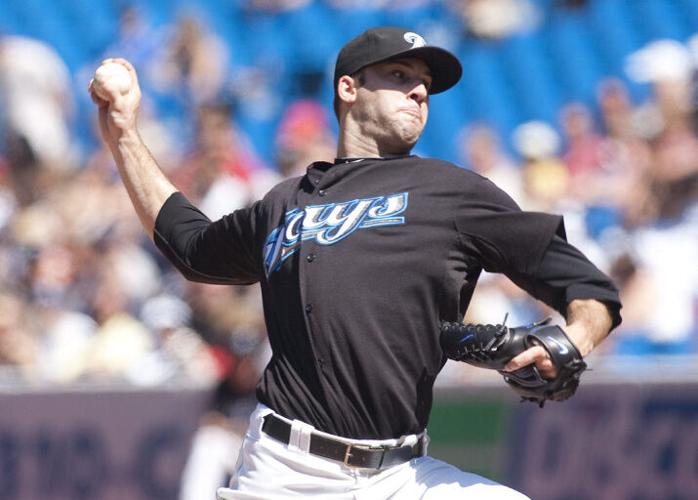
[454,177,621,327]
[153,192,262,285]
[532,235,622,329]
[454,178,565,277]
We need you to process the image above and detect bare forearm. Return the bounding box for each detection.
[88,59,177,238]
[112,130,177,237]
[564,299,613,356]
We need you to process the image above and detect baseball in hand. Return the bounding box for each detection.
[92,62,131,100]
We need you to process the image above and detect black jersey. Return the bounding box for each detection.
[154,156,621,439]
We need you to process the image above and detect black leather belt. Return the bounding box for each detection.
[261,414,423,469]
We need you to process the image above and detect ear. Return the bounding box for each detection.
[337,75,359,107]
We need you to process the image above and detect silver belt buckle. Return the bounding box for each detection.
[343,443,388,468]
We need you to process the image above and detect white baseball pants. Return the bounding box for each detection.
[216,404,529,499]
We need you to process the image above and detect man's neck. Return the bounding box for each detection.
[336,128,380,158]
[337,118,412,158]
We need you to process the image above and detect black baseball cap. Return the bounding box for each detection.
[333,27,462,95]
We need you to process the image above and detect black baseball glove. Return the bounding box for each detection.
[440,317,587,407]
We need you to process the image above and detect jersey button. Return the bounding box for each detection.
[305,304,313,313]
[313,179,320,185]
[318,189,326,197]
[306,253,316,262]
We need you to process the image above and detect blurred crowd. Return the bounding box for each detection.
[0,0,698,384]
[0,0,695,387]
[1,1,696,496]
[463,36,698,357]
[0,0,696,383]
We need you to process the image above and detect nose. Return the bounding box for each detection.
[408,82,428,104]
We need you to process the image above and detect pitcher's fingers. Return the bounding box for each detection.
[536,359,557,380]
[106,58,140,86]
[88,82,109,107]
[504,345,549,372]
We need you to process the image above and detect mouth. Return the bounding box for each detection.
[400,108,422,120]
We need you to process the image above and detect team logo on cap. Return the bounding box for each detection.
[404,32,426,48]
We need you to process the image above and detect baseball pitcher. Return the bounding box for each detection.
[89,27,621,499]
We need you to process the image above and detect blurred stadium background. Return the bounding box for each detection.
[0,0,696,499]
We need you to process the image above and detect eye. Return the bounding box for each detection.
[391,70,407,81]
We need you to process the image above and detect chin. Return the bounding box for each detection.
[387,138,418,155]
[380,122,424,153]
[400,129,423,148]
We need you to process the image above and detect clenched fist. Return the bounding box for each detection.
[88,58,141,150]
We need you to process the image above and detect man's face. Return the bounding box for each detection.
[351,58,432,154]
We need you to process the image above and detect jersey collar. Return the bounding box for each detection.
[333,155,414,164]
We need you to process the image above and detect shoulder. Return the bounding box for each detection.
[406,157,519,210]
[401,157,488,182]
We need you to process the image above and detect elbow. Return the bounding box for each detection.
[174,262,257,286]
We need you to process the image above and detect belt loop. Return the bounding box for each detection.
[288,420,302,452]
[289,419,313,453]
[298,422,313,453]
[421,431,429,456]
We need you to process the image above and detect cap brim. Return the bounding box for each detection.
[380,46,462,94]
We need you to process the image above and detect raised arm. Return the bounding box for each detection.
[88,59,263,285]
[88,58,177,237]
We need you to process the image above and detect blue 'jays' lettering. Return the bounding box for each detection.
[263,192,408,275]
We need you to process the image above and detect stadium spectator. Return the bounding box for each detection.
[0,154,15,232]
[0,34,79,204]
[274,99,336,178]
[0,291,38,371]
[324,0,389,9]
[172,102,280,219]
[100,4,164,81]
[514,119,610,273]
[513,120,569,212]
[459,123,526,206]
[558,102,627,238]
[150,14,229,107]
[248,0,312,11]
[453,0,540,40]
[610,197,698,354]
[624,39,698,228]
[594,78,655,229]
[560,102,605,178]
[0,34,76,169]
